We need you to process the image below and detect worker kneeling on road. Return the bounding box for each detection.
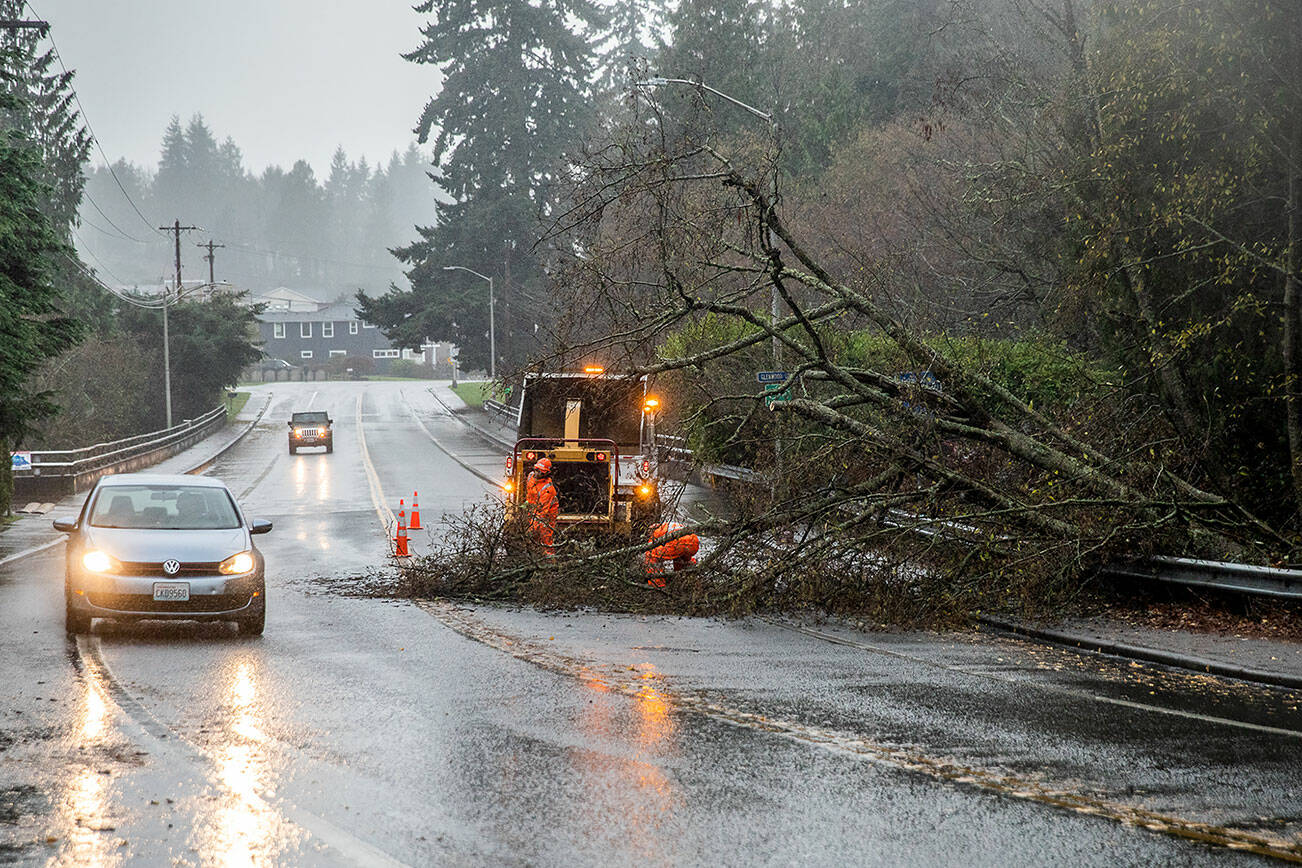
[644,522,699,587]
[525,458,559,556]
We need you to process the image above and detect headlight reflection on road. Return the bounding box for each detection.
[316,456,330,503]
[58,675,117,867]
[576,663,681,859]
[200,659,297,866]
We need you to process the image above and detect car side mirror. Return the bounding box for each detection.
[249,519,273,535]
[286,421,294,427]
[52,517,78,533]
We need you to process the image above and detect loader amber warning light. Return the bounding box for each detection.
[643,396,660,411]
[640,485,652,497]
[583,365,604,374]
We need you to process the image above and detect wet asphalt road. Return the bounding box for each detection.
[2,380,1300,865]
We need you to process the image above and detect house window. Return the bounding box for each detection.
[300,350,314,359]
[300,322,312,338]
[322,322,334,338]
[373,349,400,359]
[349,321,359,335]
[329,349,346,357]
[362,321,376,329]
[273,323,285,339]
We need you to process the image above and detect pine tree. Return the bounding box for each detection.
[0,124,83,510]
[358,0,603,371]
[0,3,91,233]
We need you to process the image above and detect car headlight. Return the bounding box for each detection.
[219,551,256,575]
[293,428,304,438]
[82,550,122,574]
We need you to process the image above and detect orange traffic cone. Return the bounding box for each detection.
[410,491,422,530]
[395,499,409,557]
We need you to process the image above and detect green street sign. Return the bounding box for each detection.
[763,381,792,409]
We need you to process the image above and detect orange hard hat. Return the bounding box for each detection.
[533,457,553,474]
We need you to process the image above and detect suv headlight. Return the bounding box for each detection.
[82,550,122,574]
[219,551,256,575]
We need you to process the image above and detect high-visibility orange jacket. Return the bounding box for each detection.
[646,522,699,570]
[526,472,559,523]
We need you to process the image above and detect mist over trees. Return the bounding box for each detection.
[78,114,437,298]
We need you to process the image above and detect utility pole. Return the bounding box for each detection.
[158,219,199,428]
[196,239,224,287]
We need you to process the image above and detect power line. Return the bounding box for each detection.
[63,251,167,309]
[22,0,163,238]
[80,189,150,243]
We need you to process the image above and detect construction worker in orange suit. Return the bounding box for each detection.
[644,521,699,587]
[525,457,559,556]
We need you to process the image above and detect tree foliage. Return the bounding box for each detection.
[357,0,605,372]
[0,127,82,470]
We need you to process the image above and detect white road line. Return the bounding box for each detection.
[0,536,63,568]
[308,389,319,408]
[77,635,410,867]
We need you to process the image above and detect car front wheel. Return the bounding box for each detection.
[236,601,265,637]
[65,597,91,635]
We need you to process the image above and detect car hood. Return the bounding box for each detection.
[83,527,251,562]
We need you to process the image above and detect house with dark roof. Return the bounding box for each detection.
[254,302,454,377]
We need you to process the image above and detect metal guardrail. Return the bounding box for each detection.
[17,405,227,477]
[1105,556,1302,601]
[655,435,1301,602]
[482,398,513,421]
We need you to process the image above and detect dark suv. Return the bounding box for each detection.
[288,411,333,454]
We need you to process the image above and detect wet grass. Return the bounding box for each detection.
[225,391,250,420]
[450,381,492,408]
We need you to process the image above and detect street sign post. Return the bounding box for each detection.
[756,371,789,384]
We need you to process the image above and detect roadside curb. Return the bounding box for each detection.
[0,393,273,571]
[0,536,64,569]
[184,392,272,476]
[978,615,1302,692]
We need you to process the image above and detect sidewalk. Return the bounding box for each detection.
[983,613,1302,690]
[0,391,271,566]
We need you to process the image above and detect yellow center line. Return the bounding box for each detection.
[356,393,395,533]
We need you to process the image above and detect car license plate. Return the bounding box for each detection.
[153,582,190,602]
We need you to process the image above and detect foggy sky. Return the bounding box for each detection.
[37,0,440,175]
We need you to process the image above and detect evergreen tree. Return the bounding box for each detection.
[358,0,603,371]
[0,3,91,233]
[0,122,83,510]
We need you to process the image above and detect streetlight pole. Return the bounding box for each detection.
[442,265,496,381]
[636,77,784,492]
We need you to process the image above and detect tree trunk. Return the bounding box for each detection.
[1285,13,1302,514]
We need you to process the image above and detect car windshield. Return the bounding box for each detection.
[292,412,328,424]
[88,484,241,530]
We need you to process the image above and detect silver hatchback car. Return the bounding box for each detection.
[54,474,273,636]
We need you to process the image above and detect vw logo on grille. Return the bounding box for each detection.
[162,559,181,576]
